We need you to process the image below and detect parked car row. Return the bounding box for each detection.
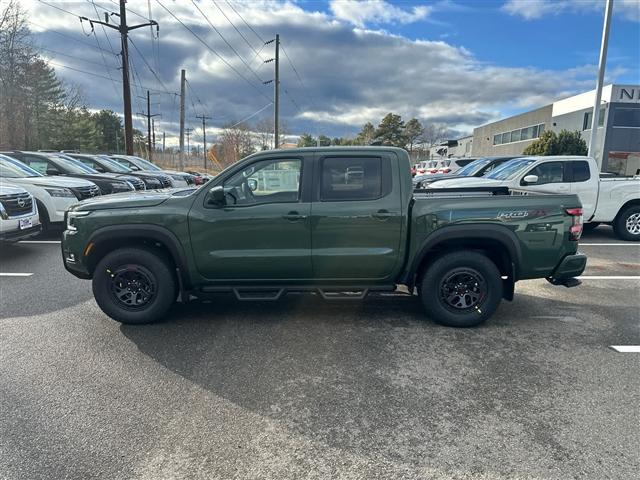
[420,154,640,241]
[411,158,475,177]
[0,151,201,241]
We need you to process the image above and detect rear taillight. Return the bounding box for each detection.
[566,207,583,241]
[439,168,451,174]
[429,169,438,174]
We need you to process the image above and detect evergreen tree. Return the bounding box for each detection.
[374,113,406,147]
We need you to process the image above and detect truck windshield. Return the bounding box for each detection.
[0,155,42,177]
[486,159,535,180]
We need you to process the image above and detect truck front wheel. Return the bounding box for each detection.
[420,251,503,327]
[613,205,640,241]
[92,247,177,324]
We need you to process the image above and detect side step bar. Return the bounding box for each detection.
[200,285,395,301]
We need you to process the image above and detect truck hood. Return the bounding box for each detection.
[11,176,97,188]
[428,178,506,188]
[69,189,185,212]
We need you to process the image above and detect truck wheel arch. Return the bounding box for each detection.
[85,224,190,288]
[407,225,521,296]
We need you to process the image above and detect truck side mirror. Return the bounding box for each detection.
[207,186,226,206]
[522,174,538,185]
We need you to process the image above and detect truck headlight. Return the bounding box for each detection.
[66,210,91,231]
[44,187,75,198]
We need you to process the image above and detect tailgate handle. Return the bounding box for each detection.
[372,209,393,221]
[282,211,307,221]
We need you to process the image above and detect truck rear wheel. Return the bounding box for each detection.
[420,251,503,327]
[613,205,640,241]
[92,247,177,324]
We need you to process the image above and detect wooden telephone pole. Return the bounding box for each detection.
[81,1,158,155]
[195,114,212,171]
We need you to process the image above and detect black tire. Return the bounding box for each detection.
[35,200,50,232]
[92,247,177,324]
[420,251,503,328]
[582,222,600,232]
[613,205,640,241]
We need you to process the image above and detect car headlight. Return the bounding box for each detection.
[111,181,134,192]
[66,210,91,231]
[43,187,76,198]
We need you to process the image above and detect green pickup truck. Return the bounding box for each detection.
[62,147,586,327]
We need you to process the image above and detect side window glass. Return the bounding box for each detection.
[223,159,301,206]
[571,161,590,182]
[525,162,564,185]
[24,158,50,175]
[321,157,382,201]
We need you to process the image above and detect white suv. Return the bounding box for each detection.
[0,183,41,242]
[0,154,97,231]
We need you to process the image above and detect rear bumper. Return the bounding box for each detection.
[547,252,587,287]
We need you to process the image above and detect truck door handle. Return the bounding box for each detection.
[282,211,307,221]
[372,209,393,221]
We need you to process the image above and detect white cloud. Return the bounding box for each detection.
[503,0,640,22]
[21,0,634,145]
[329,0,431,28]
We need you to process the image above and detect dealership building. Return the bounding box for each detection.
[457,84,640,171]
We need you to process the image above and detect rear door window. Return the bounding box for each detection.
[320,157,388,201]
[570,161,591,182]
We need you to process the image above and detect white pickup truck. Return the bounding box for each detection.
[428,155,640,240]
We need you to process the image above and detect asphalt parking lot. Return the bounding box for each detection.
[1,226,638,480]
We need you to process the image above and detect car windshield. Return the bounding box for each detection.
[46,154,96,174]
[486,158,535,180]
[0,155,42,177]
[98,156,133,173]
[57,155,101,174]
[455,158,494,177]
[130,156,162,171]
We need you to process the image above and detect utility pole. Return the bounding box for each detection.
[152,118,156,150]
[274,34,280,149]
[196,114,212,171]
[138,90,160,161]
[162,132,166,154]
[80,2,158,155]
[179,69,186,170]
[185,127,193,162]
[588,0,613,168]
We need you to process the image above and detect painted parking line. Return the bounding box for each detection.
[0,273,34,277]
[18,240,61,244]
[578,276,640,280]
[610,346,640,353]
[581,243,639,247]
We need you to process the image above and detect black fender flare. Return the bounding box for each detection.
[86,224,191,287]
[405,224,523,283]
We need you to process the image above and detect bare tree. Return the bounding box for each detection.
[218,121,255,167]
[255,117,273,150]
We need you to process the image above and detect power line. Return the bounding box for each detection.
[27,21,115,55]
[229,102,273,129]
[280,42,317,111]
[46,61,175,95]
[33,44,118,70]
[155,0,271,102]
[212,0,262,57]
[225,0,265,43]
[129,37,172,94]
[189,0,265,86]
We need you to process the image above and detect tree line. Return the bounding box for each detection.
[297,114,450,159]
[0,1,148,153]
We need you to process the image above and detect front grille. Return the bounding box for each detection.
[71,184,101,200]
[159,175,172,188]
[0,192,33,217]
[129,178,145,190]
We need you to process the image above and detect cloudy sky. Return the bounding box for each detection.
[23,0,640,146]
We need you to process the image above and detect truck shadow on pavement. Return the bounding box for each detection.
[118,292,635,476]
